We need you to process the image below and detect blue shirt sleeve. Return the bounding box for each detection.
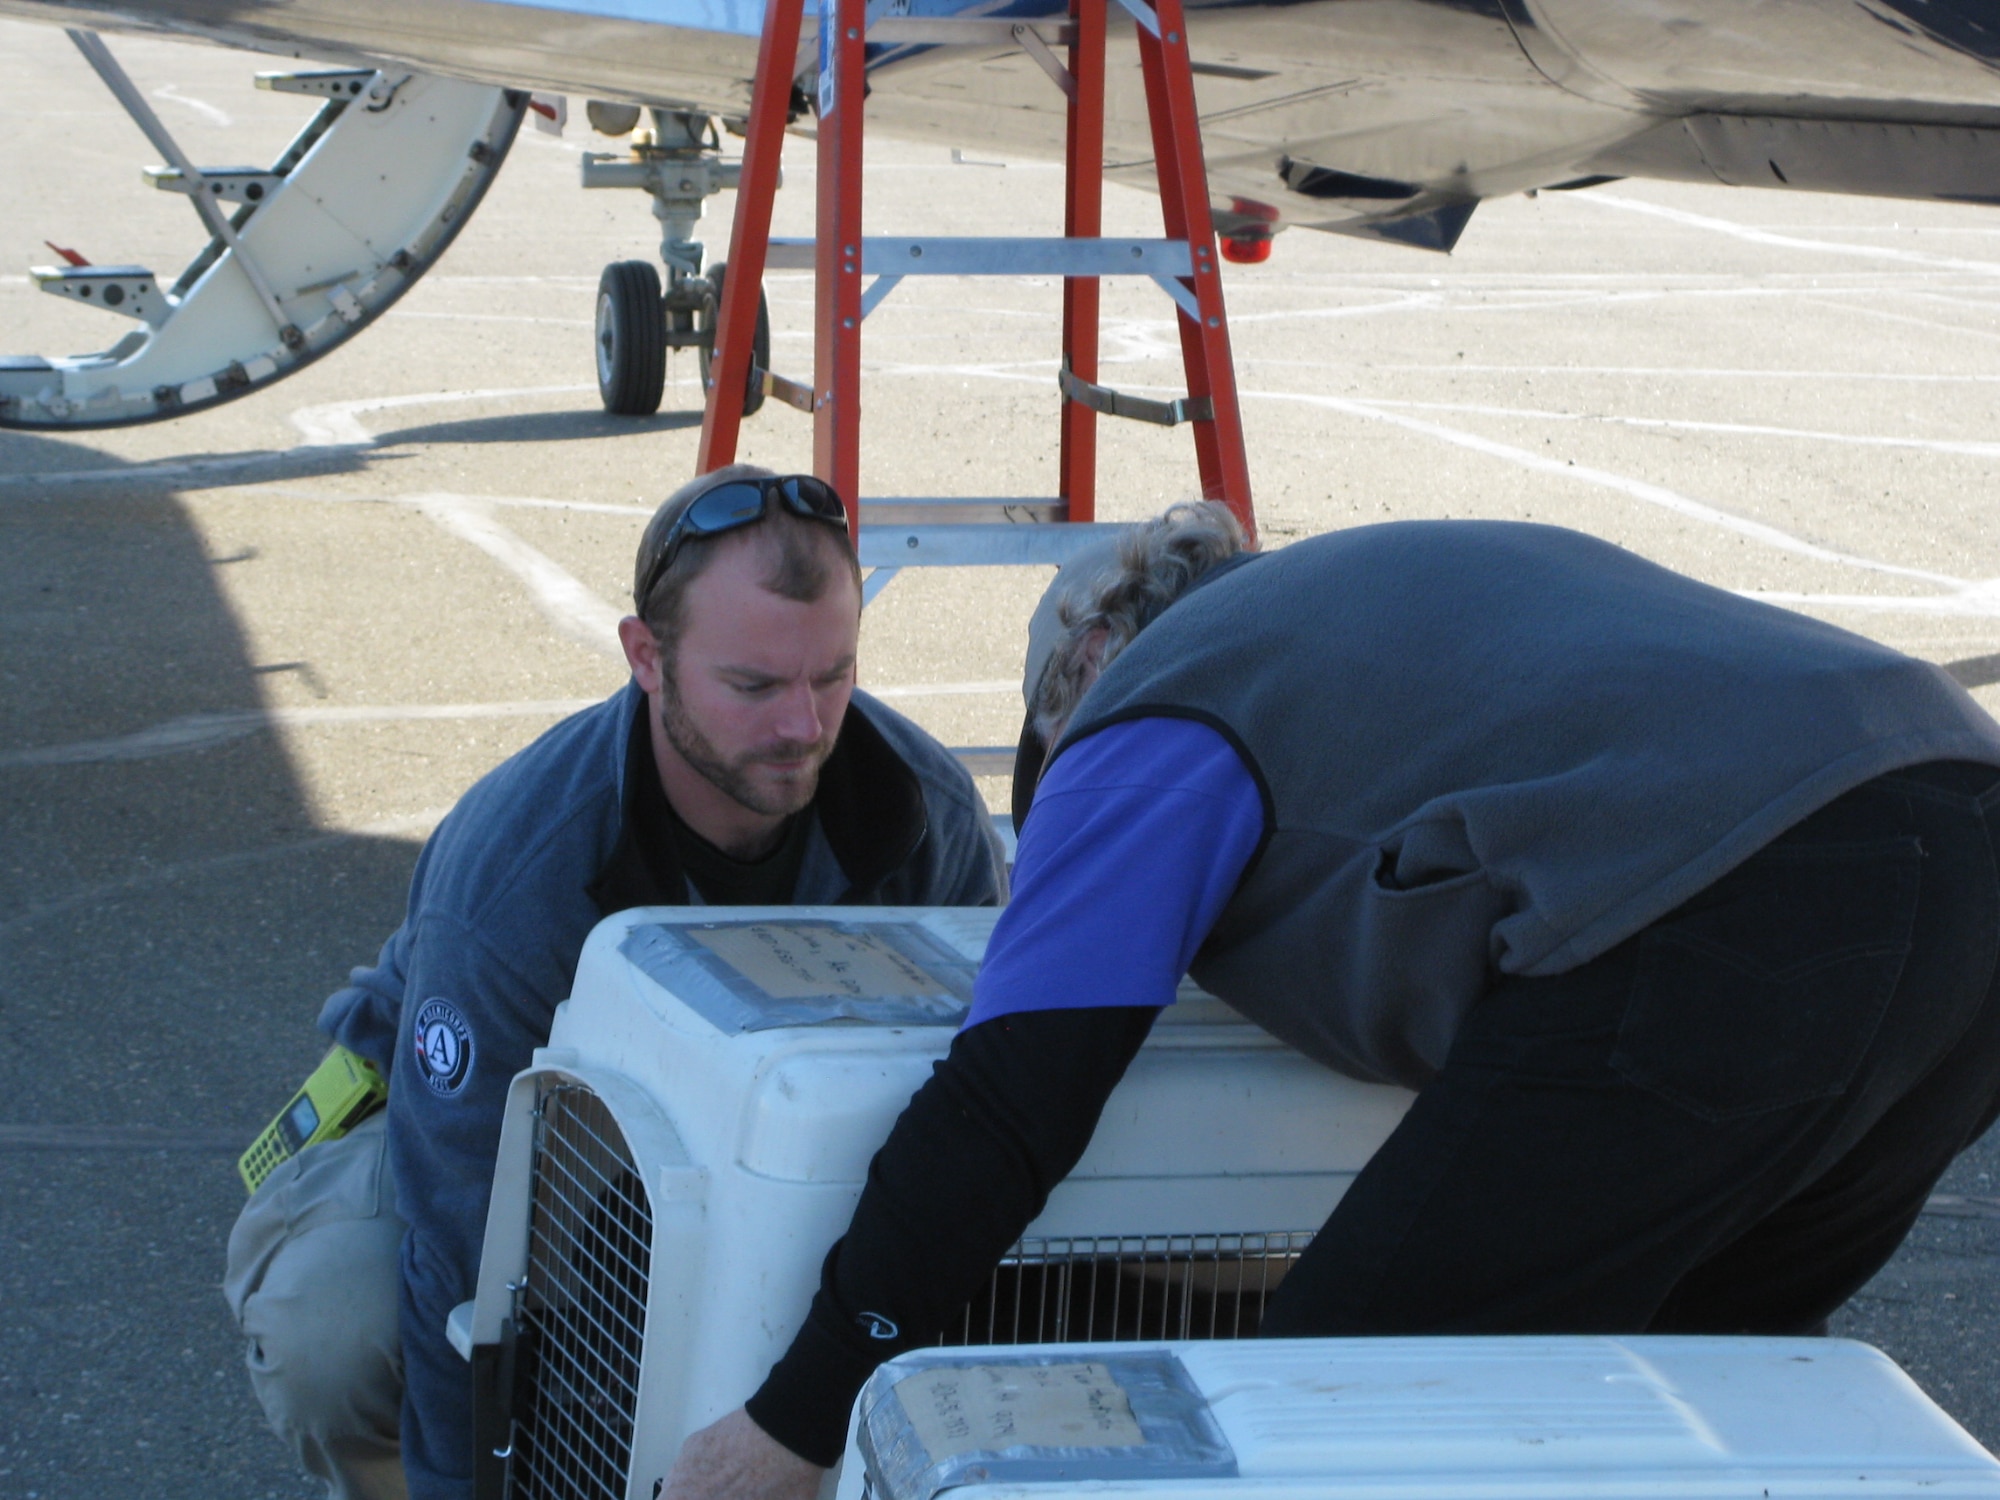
[966,716,1265,1027]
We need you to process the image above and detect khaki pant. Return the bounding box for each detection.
[224,1112,408,1500]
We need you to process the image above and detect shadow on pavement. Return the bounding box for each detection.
[374,406,703,448]
[0,431,418,1499]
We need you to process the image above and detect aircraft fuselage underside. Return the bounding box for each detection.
[3,0,1997,429]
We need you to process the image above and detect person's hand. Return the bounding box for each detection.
[660,1407,827,1500]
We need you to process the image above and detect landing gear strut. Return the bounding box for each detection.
[582,108,770,418]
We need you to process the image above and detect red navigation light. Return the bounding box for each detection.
[1221,234,1272,264]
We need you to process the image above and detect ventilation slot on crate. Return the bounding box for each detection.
[507,1084,652,1500]
[943,1230,1315,1346]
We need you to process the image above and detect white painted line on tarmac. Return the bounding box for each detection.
[1172,292,1444,328]
[1796,295,2000,347]
[0,685,1019,773]
[850,358,1984,598]
[1745,588,2000,618]
[1903,285,2000,306]
[413,493,627,658]
[1367,365,2000,383]
[9,403,628,635]
[0,806,451,935]
[1582,194,2000,277]
[386,311,595,328]
[480,495,654,517]
[290,384,594,446]
[2,386,603,491]
[1230,288,1822,324]
[867,680,1018,699]
[1727,223,2000,235]
[1358,399,2000,461]
[238,484,654,518]
[0,700,600,769]
[1241,270,1973,289]
[870,283,1932,359]
[151,83,230,125]
[1229,286,1936,332]
[426,275,600,286]
[1252,388,1968,587]
[0,449,334,490]
[884,359,2000,615]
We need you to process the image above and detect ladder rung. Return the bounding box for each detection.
[256,69,376,99]
[867,237,1191,276]
[32,264,153,283]
[31,265,164,323]
[856,521,1133,569]
[1059,367,1212,427]
[860,498,1068,525]
[868,18,1076,45]
[143,166,284,204]
[947,747,1017,776]
[766,237,1190,277]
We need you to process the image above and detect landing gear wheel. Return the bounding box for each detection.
[697,260,771,418]
[595,260,666,415]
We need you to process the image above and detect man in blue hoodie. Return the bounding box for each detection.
[224,466,1008,1500]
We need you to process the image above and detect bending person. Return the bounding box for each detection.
[663,502,2000,1500]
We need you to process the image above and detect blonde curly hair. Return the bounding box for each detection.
[1032,501,1248,743]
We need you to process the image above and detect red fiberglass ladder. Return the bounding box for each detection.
[695,0,1258,582]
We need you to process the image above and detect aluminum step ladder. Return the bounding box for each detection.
[694,0,1259,586]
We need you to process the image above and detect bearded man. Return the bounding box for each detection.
[223,466,1008,1500]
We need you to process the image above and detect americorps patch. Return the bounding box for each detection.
[413,997,474,1095]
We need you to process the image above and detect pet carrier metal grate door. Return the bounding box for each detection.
[504,1084,654,1500]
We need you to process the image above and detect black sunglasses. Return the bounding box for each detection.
[637,474,849,606]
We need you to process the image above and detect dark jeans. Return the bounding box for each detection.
[1263,760,2000,1338]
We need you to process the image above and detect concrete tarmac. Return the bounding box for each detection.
[2,18,1998,1499]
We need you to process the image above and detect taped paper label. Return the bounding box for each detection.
[619,918,978,1033]
[688,923,941,999]
[895,1362,1145,1461]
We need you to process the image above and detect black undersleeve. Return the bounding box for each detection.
[746,1004,1161,1465]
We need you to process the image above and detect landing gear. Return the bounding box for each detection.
[583,107,769,420]
[595,261,666,415]
[698,261,770,419]
[591,258,770,419]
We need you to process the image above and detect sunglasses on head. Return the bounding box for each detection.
[637,474,850,606]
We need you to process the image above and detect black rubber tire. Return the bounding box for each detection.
[698,260,771,418]
[595,260,667,415]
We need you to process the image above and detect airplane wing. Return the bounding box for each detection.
[3,0,1998,430]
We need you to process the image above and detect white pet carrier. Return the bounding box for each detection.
[457,905,1416,1500]
[836,1335,2000,1500]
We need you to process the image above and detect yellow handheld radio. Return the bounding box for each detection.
[238,1045,389,1194]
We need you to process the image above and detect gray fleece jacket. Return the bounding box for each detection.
[1063,521,2000,1090]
